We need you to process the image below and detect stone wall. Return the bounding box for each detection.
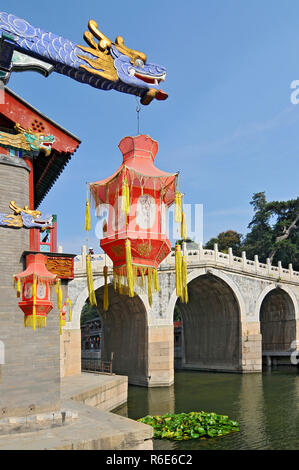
[147,325,174,386]
[60,330,81,378]
[0,155,60,417]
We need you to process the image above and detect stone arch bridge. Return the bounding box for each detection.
[61,245,299,387]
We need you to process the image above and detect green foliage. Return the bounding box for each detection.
[205,230,243,256]
[243,192,299,269]
[137,411,239,440]
[80,302,99,326]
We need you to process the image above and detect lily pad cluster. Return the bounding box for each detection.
[137,411,240,440]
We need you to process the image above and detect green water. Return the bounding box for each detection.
[114,368,299,450]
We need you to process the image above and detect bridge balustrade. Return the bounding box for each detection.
[72,244,299,285]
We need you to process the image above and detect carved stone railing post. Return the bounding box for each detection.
[289,263,293,280]
[266,258,271,276]
[254,255,259,273]
[214,243,218,263]
[242,251,247,270]
[199,241,203,261]
[278,261,283,278]
[228,247,233,266]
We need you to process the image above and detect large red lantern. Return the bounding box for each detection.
[89,134,179,305]
[13,254,57,330]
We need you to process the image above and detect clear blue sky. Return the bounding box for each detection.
[6,0,299,253]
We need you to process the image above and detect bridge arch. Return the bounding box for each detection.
[254,284,299,321]
[70,277,151,331]
[169,268,243,372]
[70,277,105,330]
[256,285,297,353]
[68,278,151,385]
[95,284,149,385]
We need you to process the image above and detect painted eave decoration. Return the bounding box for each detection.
[0,88,81,207]
[0,12,168,105]
[0,123,55,156]
[0,201,52,229]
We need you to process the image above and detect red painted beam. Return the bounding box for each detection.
[0,89,80,154]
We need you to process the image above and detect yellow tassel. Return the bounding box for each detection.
[58,287,62,311]
[174,191,182,223]
[60,301,66,334]
[103,266,109,311]
[86,255,97,306]
[140,267,145,287]
[153,269,160,292]
[55,279,62,310]
[181,210,187,240]
[24,315,47,328]
[85,185,91,233]
[16,278,21,298]
[175,244,182,299]
[182,243,188,303]
[121,174,130,214]
[125,239,134,297]
[148,267,153,307]
[32,275,37,331]
[37,316,46,328]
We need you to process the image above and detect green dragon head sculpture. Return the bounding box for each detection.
[0,123,55,156]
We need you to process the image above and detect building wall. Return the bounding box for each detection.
[0,155,60,417]
[60,329,81,377]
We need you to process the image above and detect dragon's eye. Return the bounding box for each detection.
[135,59,144,68]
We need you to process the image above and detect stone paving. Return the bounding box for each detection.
[0,373,153,450]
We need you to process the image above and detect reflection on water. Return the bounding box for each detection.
[114,367,299,450]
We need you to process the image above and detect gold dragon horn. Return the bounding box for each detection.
[14,123,27,134]
[83,31,99,50]
[115,36,147,64]
[87,20,112,52]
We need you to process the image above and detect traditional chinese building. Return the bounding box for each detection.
[0,87,80,418]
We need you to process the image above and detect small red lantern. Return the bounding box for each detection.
[89,134,179,305]
[13,254,57,330]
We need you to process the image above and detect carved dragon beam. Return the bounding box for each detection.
[0,12,168,105]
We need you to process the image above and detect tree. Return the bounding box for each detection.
[205,230,243,256]
[243,192,299,269]
[204,192,299,270]
[242,192,274,262]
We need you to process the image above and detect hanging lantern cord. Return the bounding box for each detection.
[136,97,141,135]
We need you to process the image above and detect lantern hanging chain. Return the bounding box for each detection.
[136,97,141,135]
